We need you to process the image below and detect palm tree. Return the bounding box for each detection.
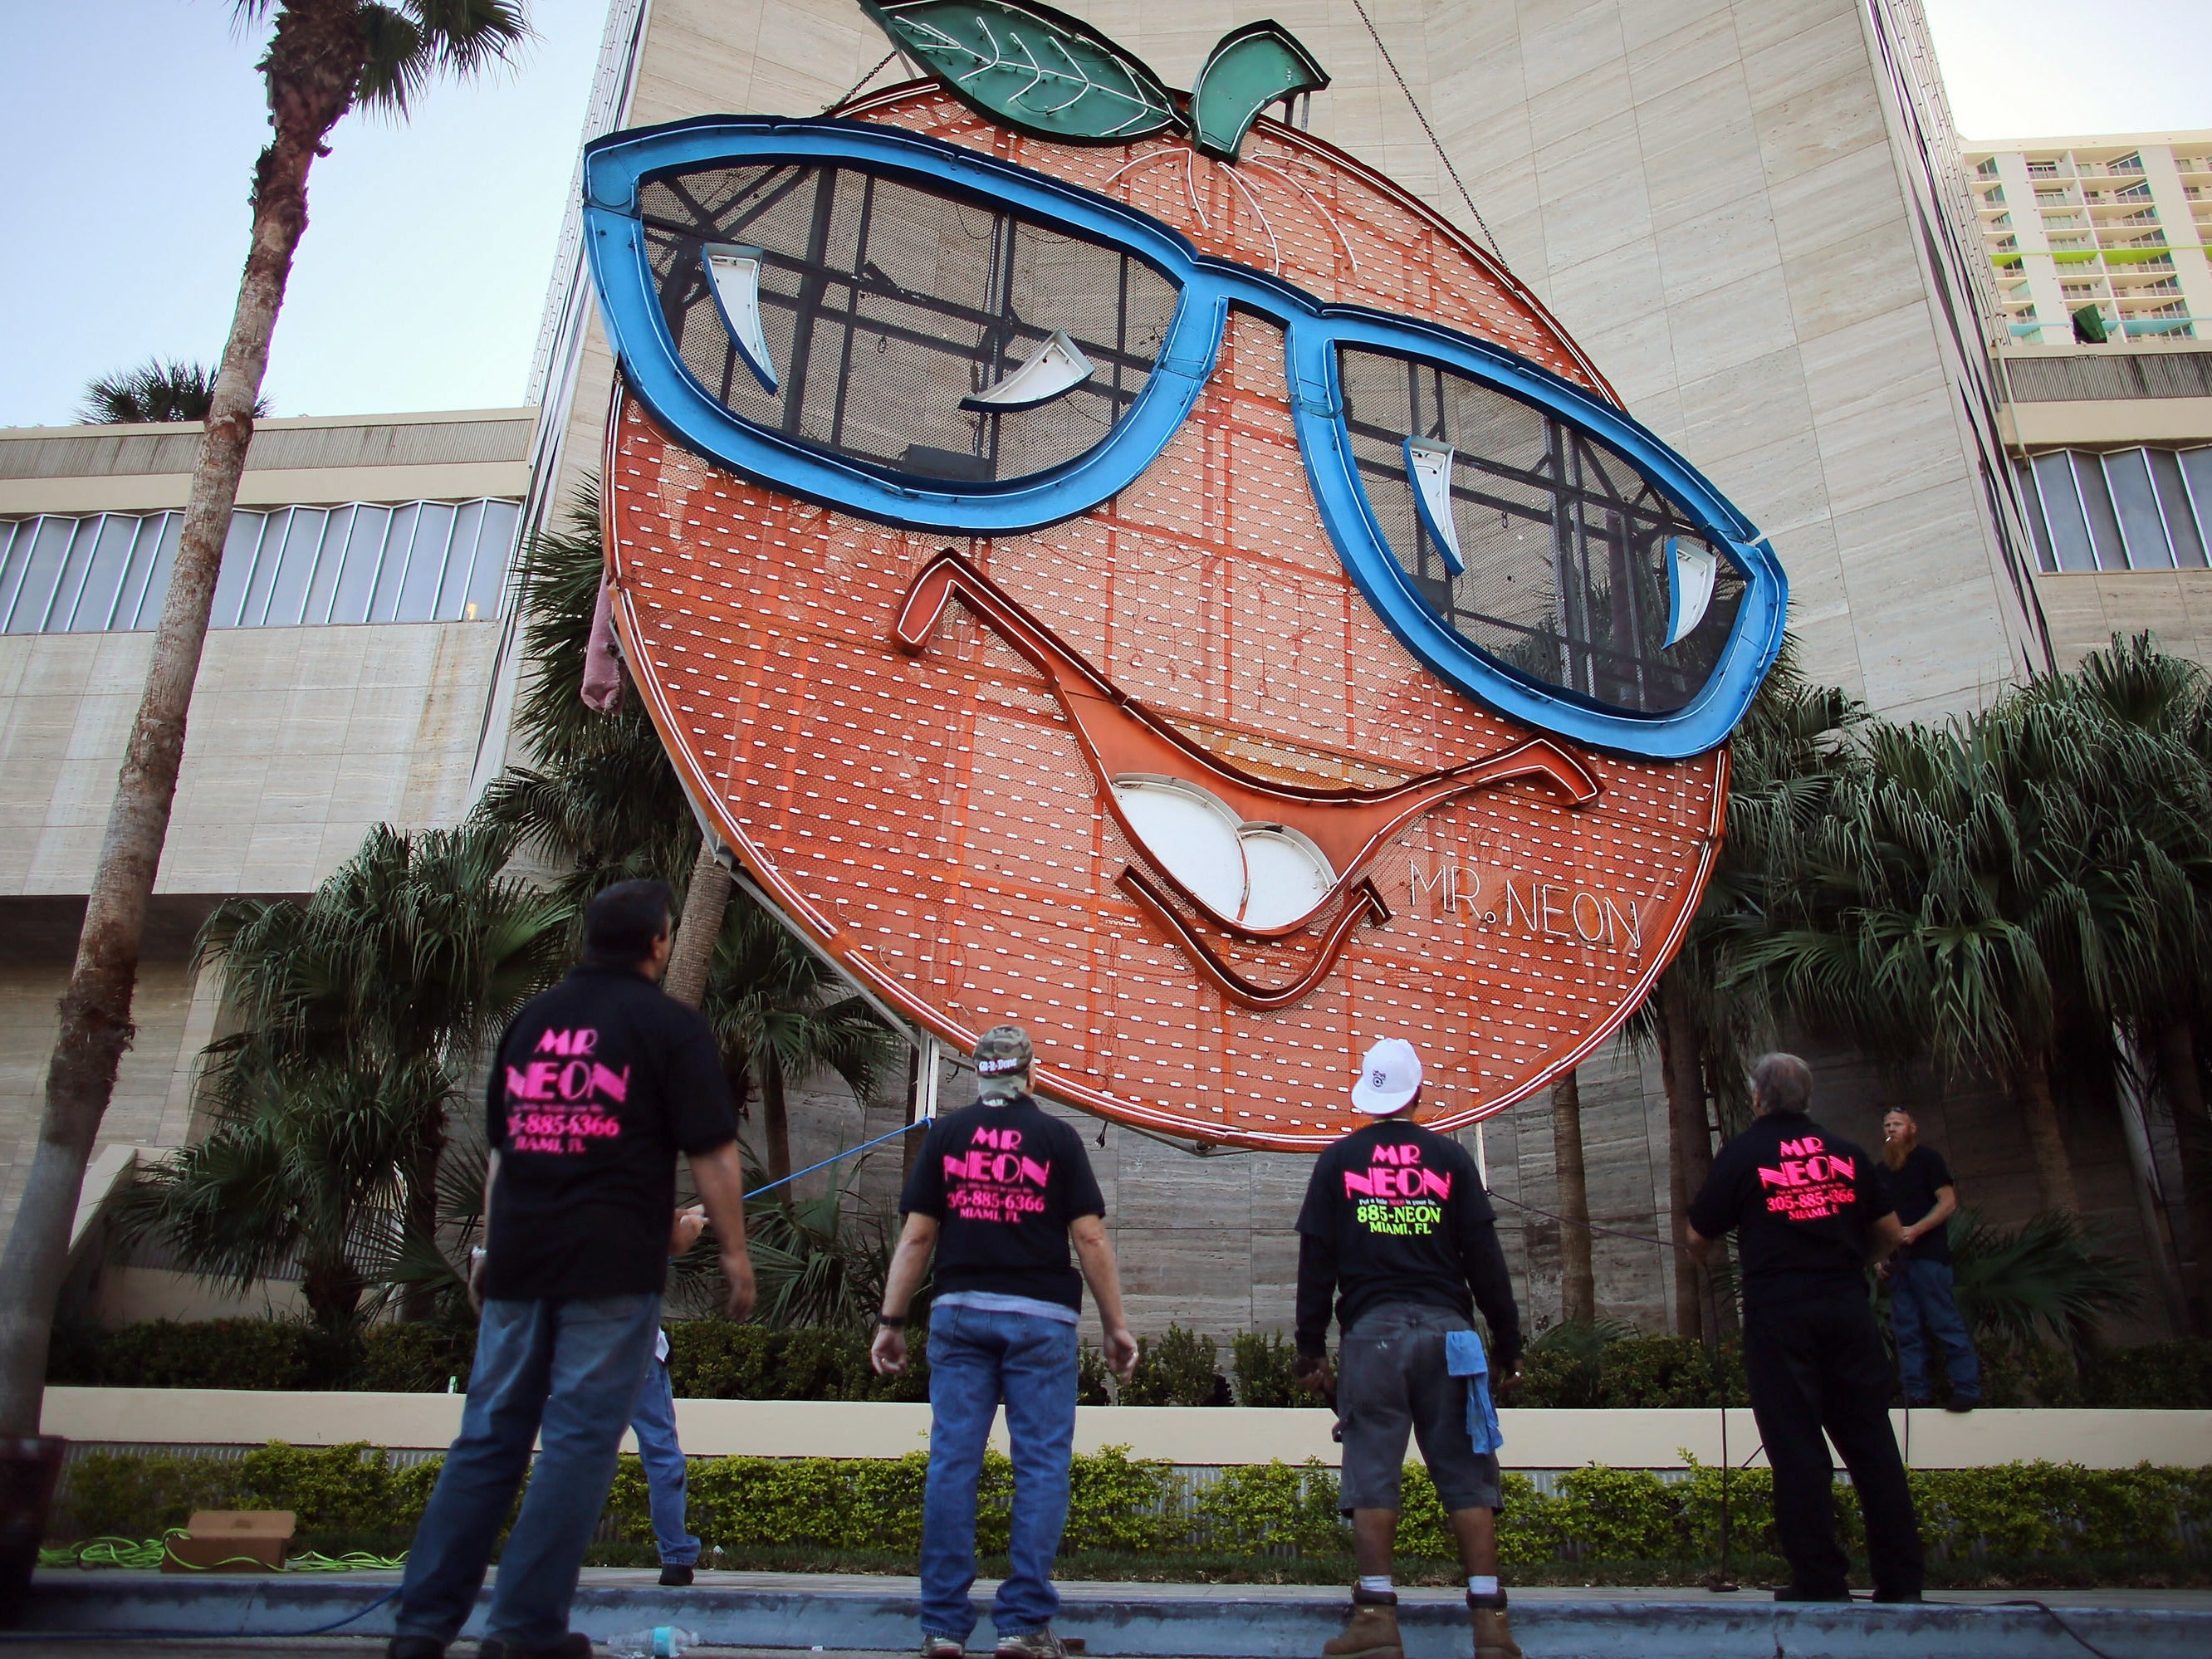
[109,1059,440,1330]
[0,0,530,1436]
[79,360,269,423]
[1741,690,2178,1218]
[1549,1069,1594,1324]
[2024,636,2212,1321]
[190,822,566,1310]
[1946,1207,2141,1351]
[704,896,903,1194]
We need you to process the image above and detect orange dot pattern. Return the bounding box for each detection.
[604,90,1724,1149]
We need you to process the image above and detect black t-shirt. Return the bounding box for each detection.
[1884,1145,1955,1263]
[899,1094,1105,1311]
[483,964,737,1299]
[1293,1118,1520,1369]
[1688,1112,1892,1312]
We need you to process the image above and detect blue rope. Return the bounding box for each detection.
[743,1118,923,1201]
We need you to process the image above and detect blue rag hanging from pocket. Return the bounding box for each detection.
[1445,1329,1505,1454]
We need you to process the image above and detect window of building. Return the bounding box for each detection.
[2016,448,2212,573]
[0,498,519,636]
[1975,157,1999,177]
[2027,159,2059,177]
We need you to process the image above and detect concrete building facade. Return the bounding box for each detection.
[0,411,531,1249]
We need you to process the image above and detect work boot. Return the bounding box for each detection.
[1323,1591,1402,1659]
[659,1562,694,1586]
[922,1639,966,1659]
[1468,1592,1521,1659]
[994,1632,1068,1659]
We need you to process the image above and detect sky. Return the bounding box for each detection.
[1,0,2207,428]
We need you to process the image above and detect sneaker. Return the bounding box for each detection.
[1945,1395,1980,1413]
[1902,1396,1935,1409]
[659,1562,695,1586]
[994,1632,1068,1659]
[1322,1598,1402,1659]
[924,1639,966,1659]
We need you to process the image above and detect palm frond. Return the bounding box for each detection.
[1948,1207,2142,1348]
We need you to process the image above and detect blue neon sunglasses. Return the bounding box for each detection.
[583,116,1785,760]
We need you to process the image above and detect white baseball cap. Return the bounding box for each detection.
[1350,1037,1423,1115]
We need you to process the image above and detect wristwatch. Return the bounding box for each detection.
[875,1313,908,1329]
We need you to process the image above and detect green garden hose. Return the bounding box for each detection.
[37,1529,407,1572]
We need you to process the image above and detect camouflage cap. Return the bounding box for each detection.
[973,1024,1033,1098]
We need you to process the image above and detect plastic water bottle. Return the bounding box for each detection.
[604,1627,696,1657]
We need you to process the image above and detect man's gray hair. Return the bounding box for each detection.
[1750,1053,1813,1115]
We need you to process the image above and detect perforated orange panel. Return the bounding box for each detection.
[606,87,1725,1148]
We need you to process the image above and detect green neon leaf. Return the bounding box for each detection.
[1188,22,1330,161]
[859,1,1178,144]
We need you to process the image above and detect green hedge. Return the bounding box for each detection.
[47,1319,478,1393]
[47,1441,2212,1575]
[47,1319,2212,1411]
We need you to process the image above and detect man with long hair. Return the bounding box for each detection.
[1881,1109,1981,1411]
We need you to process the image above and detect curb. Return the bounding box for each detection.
[19,1575,2212,1658]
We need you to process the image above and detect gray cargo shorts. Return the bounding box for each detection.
[1335,1302,1501,1515]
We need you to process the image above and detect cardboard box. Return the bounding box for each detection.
[161,1510,296,1573]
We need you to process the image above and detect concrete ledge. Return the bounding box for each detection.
[38,1389,2212,1469]
[0,460,530,513]
[18,1574,2212,1658]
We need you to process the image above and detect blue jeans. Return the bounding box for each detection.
[922,1304,1079,1642]
[631,1353,699,1566]
[394,1293,662,1647]
[1891,1258,1980,1400]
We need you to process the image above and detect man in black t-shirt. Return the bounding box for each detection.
[1293,1039,1524,1659]
[1688,1054,1922,1603]
[389,881,754,1659]
[1881,1109,1981,1409]
[872,1025,1137,1659]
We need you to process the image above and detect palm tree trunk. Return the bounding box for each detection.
[1551,1069,1595,1325]
[663,838,732,1009]
[1656,972,1710,1343]
[2156,1020,2212,1334]
[403,1109,446,1324]
[0,7,361,1436]
[301,1250,364,1334]
[2013,1049,2081,1216]
[762,1060,793,1195]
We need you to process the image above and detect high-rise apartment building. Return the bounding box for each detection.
[1965,133,2212,349]
[1960,132,2212,665]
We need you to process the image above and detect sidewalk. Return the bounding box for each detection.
[17,1568,2212,1657]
